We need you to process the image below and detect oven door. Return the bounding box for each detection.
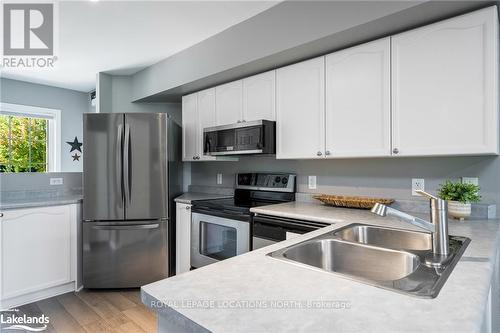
[191,211,250,268]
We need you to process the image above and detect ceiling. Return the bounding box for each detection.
[1,1,278,92]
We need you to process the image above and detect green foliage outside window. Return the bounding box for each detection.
[0,115,48,172]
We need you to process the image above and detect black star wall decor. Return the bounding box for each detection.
[71,153,81,161]
[66,137,82,153]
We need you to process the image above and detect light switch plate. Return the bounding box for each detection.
[308,176,317,190]
[461,177,479,186]
[50,177,63,185]
[216,173,223,185]
[412,178,424,196]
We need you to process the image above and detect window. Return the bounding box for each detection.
[0,103,61,172]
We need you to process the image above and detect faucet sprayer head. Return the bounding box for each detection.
[371,203,387,216]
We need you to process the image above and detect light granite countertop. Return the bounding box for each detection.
[142,201,500,333]
[0,195,83,210]
[174,192,233,204]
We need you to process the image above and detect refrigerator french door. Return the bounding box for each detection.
[83,113,180,288]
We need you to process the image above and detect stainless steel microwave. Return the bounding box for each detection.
[203,120,276,156]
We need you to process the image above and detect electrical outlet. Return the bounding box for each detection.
[216,173,223,185]
[50,177,63,186]
[412,178,424,196]
[308,176,317,190]
[462,177,479,186]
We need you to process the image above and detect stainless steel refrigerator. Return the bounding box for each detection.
[82,113,182,288]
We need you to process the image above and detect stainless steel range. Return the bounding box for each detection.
[190,172,296,268]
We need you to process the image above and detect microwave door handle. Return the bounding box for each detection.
[204,133,210,154]
[257,125,266,149]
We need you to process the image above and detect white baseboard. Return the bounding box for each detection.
[0,282,75,310]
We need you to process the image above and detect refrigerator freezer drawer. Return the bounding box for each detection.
[82,221,168,288]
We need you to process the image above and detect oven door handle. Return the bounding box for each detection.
[192,208,251,221]
[253,215,329,230]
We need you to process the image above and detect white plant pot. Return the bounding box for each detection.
[447,201,471,220]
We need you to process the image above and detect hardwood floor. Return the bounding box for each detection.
[1,290,157,333]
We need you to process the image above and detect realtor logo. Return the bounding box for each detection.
[3,3,54,56]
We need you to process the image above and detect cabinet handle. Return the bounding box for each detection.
[192,156,196,160]
[0,213,3,218]
[196,156,201,160]
[316,151,322,156]
[393,148,399,154]
[325,150,331,156]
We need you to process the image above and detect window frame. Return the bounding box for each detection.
[0,102,61,172]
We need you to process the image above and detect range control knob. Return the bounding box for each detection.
[275,176,281,183]
[282,177,288,185]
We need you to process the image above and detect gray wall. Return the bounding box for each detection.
[190,156,500,205]
[97,73,181,124]
[131,1,494,101]
[0,78,88,172]
[131,1,420,101]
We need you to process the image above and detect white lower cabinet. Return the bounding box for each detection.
[175,203,192,275]
[0,203,81,310]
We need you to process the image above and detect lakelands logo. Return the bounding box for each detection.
[2,2,58,69]
[1,309,49,331]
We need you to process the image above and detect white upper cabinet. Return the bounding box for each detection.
[276,57,325,159]
[182,91,216,161]
[391,6,499,156]
[325,37,391,158]
[182,93,198,161]
[243,71,276,122]
[215,81,243,126]
[197,88,217,161]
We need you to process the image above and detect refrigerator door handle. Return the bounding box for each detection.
[123,123,131,207]
[92,223,160,230]
[116,124,124,206]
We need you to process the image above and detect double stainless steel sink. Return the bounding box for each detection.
[268,223,470,298]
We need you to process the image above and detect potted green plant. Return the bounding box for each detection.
[437,180,481,220]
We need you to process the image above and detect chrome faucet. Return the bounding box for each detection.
[371,190,449,258]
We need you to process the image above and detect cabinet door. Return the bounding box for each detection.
[325,38,391,158]
[175,203,192,275]
[197,89,217,161]
[1,206,71,299]
[243,71,276,122]
[215,81,243,126]
[392,7,499,156]
[276,57,325,159]
[182,93,198,161]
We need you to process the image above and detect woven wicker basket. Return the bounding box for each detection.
[314,194,394,209]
